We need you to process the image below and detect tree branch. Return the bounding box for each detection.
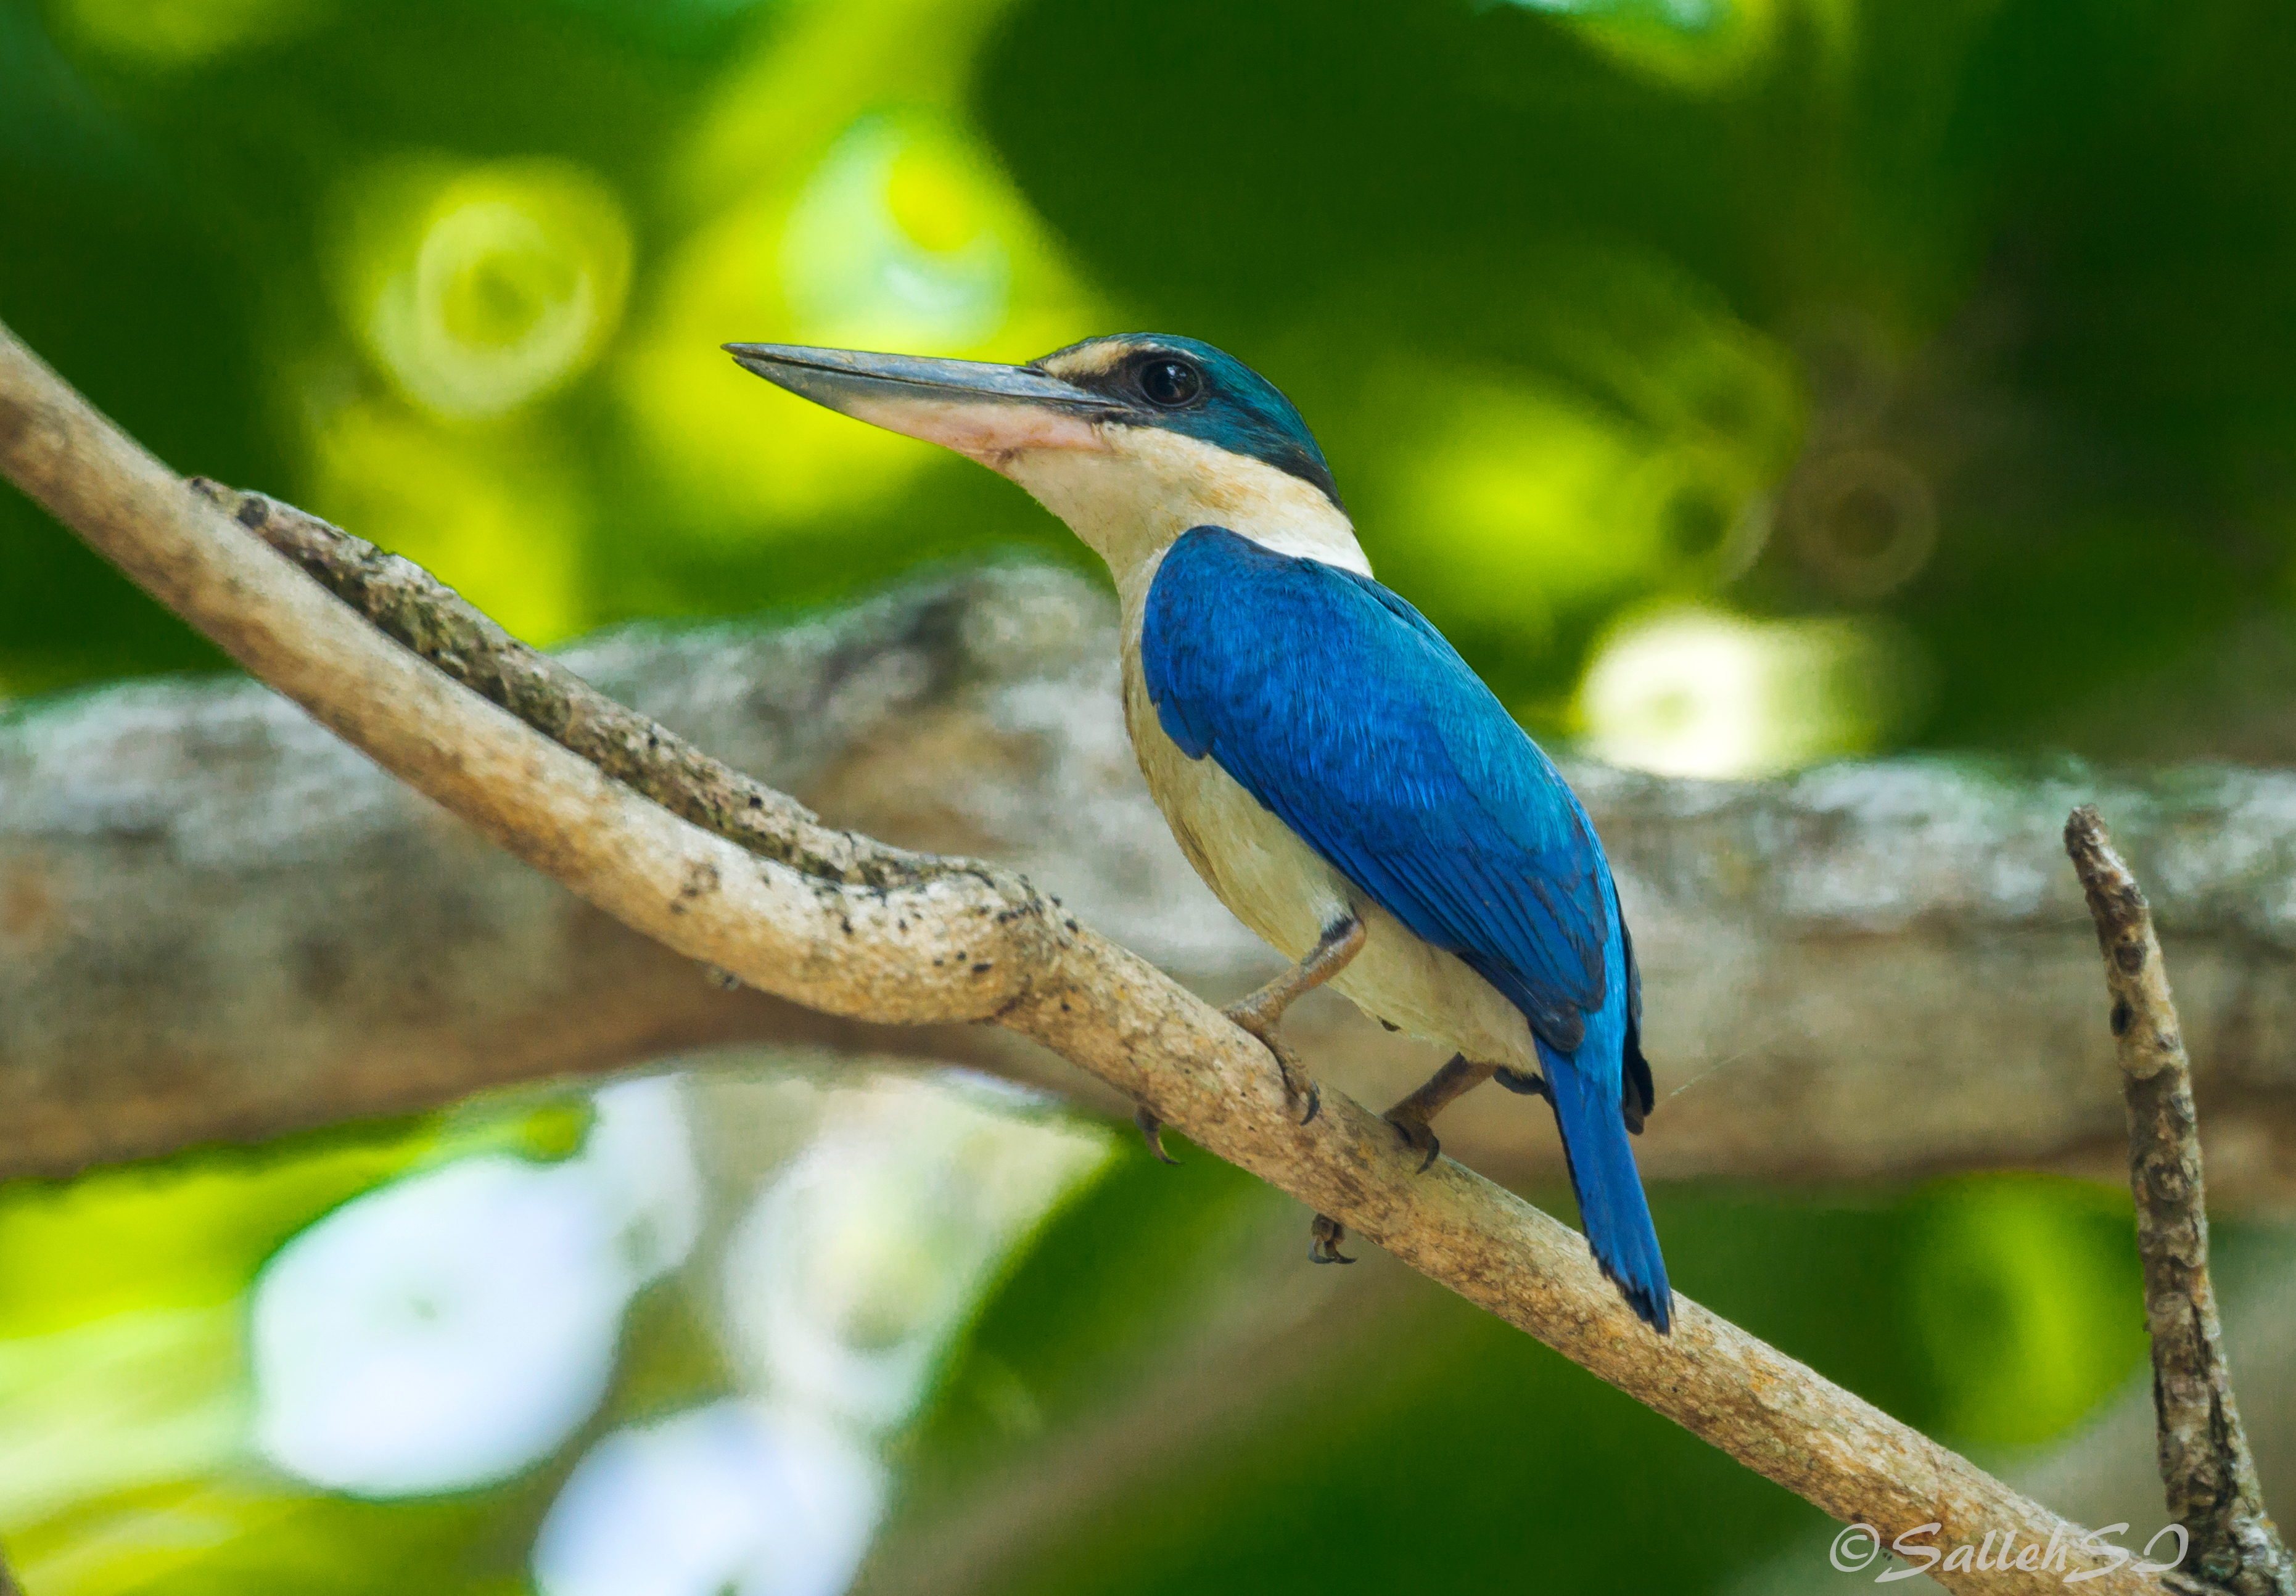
[0,315,2179,1592]
[178,479,962,893]
[2067,807,2294,1595]
[12,564,2296,1192]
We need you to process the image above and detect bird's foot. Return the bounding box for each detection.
[1383,1108,1441,1174]
[1222,1000,1321,1125]
[1134,1104,1179,1166]
[1309,1213,1354,1264]
[1376,1054,1488,1174]
[1494,1066,1549,1100]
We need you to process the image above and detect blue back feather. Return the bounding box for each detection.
[1143,526,1671,1329]
[1144,527,1608,1045]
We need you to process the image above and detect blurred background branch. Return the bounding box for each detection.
[11,558,2296,1201]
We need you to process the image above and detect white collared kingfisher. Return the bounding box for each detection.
[728,333,1671,1331]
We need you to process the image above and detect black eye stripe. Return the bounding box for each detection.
[1029,333,1343,509]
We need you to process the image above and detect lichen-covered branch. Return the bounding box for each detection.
[0,315,2178,1595]
[2067,807,2294,1596]
[181,478,964,893]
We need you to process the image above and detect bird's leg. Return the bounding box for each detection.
[1211,915,1373,1266]
[1135,915,1365,1166]
[1381,1053,1497,1173]
[1222,914,1367,1125]
[1311,1053,1498,1264]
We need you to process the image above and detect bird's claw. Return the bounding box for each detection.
[1225,1001,1345,1261]
[1224,1002,1320,1124]
[1494,1066,1549,1100]
[1385,1111,1441,1174]
[1134,1104,1179,1166]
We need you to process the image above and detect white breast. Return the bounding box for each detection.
[1117,612,1541,1074]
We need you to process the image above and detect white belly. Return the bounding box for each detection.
[1121,656,1540,1073]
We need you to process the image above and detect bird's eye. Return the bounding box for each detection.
[1138,357,1203,408]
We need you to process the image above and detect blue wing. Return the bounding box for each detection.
[1143,526,1670,1330]
[1142,525,1610,1053]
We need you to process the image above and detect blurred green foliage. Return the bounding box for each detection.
[6,0,2295,1590]
[11,0,2296,759]
[0,1102,2185,1596]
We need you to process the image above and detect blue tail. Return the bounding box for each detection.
[1541,1043,1672,1332]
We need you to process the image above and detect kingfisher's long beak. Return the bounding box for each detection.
[725,342,1119,466]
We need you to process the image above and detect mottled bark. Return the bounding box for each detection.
[0,553,1163,1173]
[0,313,2184,1595]
[2068,808,2294,1596]
[182,480,963,892]
[10,557,2296,1193]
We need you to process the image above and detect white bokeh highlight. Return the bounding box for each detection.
[721,1076,1113,1435]
[527,1072,1111,1596]
[531,1402,881,1596]
[1578,606,1913,779]
[250,1077,698,1496]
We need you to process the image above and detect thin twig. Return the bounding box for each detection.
[2066,806,2294,1596]
[0,315,2173,1594]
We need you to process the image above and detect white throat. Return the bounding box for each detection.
[997,424,1370,604]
